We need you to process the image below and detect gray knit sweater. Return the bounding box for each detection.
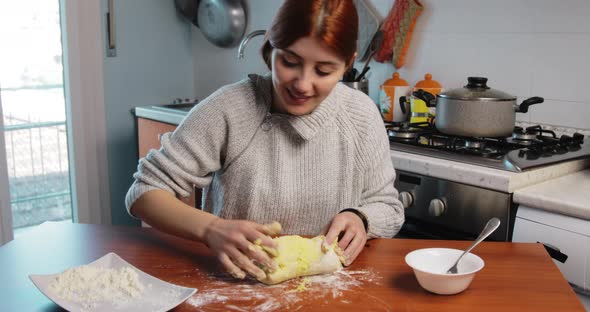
[126,74,404,238]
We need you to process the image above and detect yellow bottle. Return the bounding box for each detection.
[411,73,442,124]
[379,72,411,122]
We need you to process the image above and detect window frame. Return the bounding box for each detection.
[61,0,111,225]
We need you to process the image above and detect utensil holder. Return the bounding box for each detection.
[342,79,369,96]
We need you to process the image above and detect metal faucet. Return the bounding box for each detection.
[237,30,266,60]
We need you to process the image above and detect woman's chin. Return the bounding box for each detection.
[285,106,313,116]
[282,98,316,115]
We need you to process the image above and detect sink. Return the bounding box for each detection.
[135,102,197,125]
[152,103,197,113]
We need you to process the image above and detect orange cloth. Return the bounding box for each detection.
[375,0,424,68]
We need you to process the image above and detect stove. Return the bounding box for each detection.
[387,122,590,172]
[389,122,590,242]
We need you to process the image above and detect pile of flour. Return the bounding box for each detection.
[48,265,145,309]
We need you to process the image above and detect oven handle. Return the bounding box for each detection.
[539,242,568,263]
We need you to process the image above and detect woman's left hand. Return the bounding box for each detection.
[324,212,367,266]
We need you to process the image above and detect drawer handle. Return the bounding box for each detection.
[539,242,568,263]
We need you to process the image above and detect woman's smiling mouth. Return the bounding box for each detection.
[286,88,312,104]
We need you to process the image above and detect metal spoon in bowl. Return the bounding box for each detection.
[446,217,501,274]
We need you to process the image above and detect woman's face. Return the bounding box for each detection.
[270,36,348,116]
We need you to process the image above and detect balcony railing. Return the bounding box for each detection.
[3,116,71,229]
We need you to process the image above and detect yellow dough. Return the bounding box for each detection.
[257,235,344,285]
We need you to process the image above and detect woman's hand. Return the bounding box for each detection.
[324,212,367,266]
[203,219,279,280]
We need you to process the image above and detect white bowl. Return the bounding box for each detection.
[405,248,485,295]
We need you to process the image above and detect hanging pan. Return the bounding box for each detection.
[175,0,247,48]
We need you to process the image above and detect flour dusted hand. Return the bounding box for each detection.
[324,211,368,266]
[204,219,279,280]
[257,235,345,285]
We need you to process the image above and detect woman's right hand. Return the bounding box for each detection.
[203,218,280,280]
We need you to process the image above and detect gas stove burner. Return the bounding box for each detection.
[455,139,500,157]
[389,122,590,172]
[464,140,484,149]
[512,125,557,141]
[387,121,434,141]
[506,137,535,146]
[388,130,420,140]
[512,132,537,141]
[467,147,497,158]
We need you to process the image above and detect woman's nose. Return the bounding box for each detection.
[293,71,313,93]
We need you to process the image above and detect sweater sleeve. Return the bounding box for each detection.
[353,97,405,238]
[125,74,273,217]
[125,86,234,215]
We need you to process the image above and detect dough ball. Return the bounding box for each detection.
[258,235,343,285]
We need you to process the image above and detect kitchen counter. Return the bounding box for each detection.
[391,150,590,193]
[134,103,196,125]
[135,104,590,194]
[0,222,585,311]
[514,169,590,221]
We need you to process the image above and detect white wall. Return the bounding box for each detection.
[102,0,195,225]
[192,0,590,130]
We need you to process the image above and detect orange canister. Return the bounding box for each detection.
[379,72,411,122]
[410,73,443,123]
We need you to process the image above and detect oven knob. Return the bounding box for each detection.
[399,191,414,209]
[428,199,446,217]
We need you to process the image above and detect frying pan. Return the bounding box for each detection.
[174,0,247,48]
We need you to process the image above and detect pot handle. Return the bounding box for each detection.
[399,96,409,114]
[412,89,437,107]
[516,96,544,113]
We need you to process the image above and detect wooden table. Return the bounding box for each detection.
[0,222,584,311]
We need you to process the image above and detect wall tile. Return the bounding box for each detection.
[530,33,590,103]
[529,0,590,33]
[415,0,534,34]
[396,32,534,95]
[528,99,590,129]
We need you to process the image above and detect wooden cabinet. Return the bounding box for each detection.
[137,117,201,209]
[137,118,177,158]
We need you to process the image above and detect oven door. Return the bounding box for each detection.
[394,170,515,241]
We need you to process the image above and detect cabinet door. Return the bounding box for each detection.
[137,118,202,209]
[513,211,589,290]
[137,118,177,158]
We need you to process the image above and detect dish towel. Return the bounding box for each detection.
[375,0,424,68]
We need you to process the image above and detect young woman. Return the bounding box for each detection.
[126,0,404,281]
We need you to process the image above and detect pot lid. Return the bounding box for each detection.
[438,77,516,101]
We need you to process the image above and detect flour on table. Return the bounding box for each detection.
[48,265,145,309]
[187,269,384,312]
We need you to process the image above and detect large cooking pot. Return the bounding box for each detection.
[415,77,544,138]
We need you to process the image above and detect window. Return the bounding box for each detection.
[0,0,72,235]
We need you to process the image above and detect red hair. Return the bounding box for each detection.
[261,0,358,68]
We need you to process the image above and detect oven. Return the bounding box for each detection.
[394,170,515,241]
[387,122,590,242]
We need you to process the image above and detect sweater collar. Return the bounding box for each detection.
[248,73,341,141]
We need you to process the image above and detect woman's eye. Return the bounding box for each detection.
[282,57,299,67]
[316,69,332,76]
